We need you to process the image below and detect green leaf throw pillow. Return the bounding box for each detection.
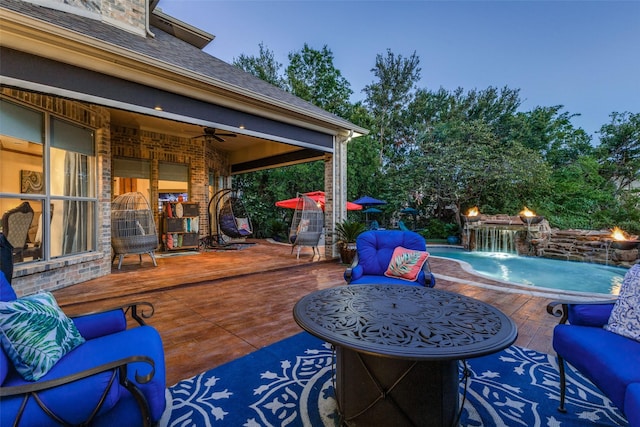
[384,246,430,282]
[0,292,85,381]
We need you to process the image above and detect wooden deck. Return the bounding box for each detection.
[52,240,588,386]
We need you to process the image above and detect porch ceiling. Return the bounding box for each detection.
[110,109,325,174]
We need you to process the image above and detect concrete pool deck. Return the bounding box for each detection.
[51,239,611,385]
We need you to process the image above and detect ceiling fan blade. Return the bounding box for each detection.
[213,135,225,142]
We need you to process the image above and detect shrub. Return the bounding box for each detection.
[422,219,448,239]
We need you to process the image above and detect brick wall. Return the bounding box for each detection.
[2,88,112,295]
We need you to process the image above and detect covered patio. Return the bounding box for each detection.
[51,240,561,386]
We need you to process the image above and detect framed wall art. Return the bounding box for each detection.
[20,170,44,194]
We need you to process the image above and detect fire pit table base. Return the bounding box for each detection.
[336,347,459,427]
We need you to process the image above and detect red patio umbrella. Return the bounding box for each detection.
[275,191,362,211]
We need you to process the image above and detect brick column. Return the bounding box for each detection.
[325,133,350,259]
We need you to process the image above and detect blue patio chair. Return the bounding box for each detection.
[368,220,380,230]
[0,271,166,426]
[344,230,436,287]
[547,264,640,425]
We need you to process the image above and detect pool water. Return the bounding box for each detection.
[428,247,627,295]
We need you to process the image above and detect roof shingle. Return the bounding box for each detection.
[0,0,362,130]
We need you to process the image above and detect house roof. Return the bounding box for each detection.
[0,0,367,137]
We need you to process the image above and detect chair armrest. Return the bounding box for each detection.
[421,258,434,275]
[547,299,617,326]
[70,302,155,340]
[420,259,436,287]
[0,355,155,397]
[71,302,155,325]
[344,253,360,283]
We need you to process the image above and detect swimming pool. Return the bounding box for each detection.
[428,247,627,295]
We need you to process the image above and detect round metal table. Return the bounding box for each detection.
[293,284,518,427]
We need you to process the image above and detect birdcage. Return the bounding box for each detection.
[111,192,158,269]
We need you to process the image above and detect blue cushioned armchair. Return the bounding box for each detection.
[344,230,436,287]
[547,299,640,426]
[0,272,166,427]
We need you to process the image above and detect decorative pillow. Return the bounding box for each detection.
[604,264,640,342]
[135,220,146,236]
[0,292,85,381]
[236,217,250,232]
[384,246,429,282]
[297,219,310,234]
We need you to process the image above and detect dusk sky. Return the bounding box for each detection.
[157,0,640,142]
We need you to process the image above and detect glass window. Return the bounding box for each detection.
[0,99,97,263]
[158,162,188,211]
[50,118,96,257]
[0,99,43,144]
[113,158,151,199]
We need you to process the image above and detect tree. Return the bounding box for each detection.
[510,106,593,169]
[542,156,617,229]
[343,102,383,201]
[405,119,550,226]
[597,111,640,194]
[363,49,421,164]
[286,44,352,116]
[233,42,287,90]
[234,43,354,234]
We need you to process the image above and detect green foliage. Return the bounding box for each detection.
[265,219,288,241]
[541,156,616,229]
[334,220,366,245]
[233,42,287,90]
[363,49,421,163]
[444,223,461,236]
[420,219,449,239]
[286,44,353,117]
[597,112,640,194]
[233,43,638,236]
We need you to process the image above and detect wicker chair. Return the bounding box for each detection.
[288,194,324,259]
[111,192,158,269]
[2,202,34,263]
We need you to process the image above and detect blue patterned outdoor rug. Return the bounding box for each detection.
[159,332,627,426]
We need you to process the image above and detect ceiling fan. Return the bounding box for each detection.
[193,127,237,142]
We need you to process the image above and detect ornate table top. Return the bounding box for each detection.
[293,285,517,360]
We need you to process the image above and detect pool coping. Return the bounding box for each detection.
[427,246,620,301]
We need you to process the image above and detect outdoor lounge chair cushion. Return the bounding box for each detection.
[72,308,127,340]
[566,302,613,326]
[384,246,429,282]
[605,264,640,341]
[0,271,16,302]
[625,383,640,427]
[553,323,640,412]
[0,292,85,380]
